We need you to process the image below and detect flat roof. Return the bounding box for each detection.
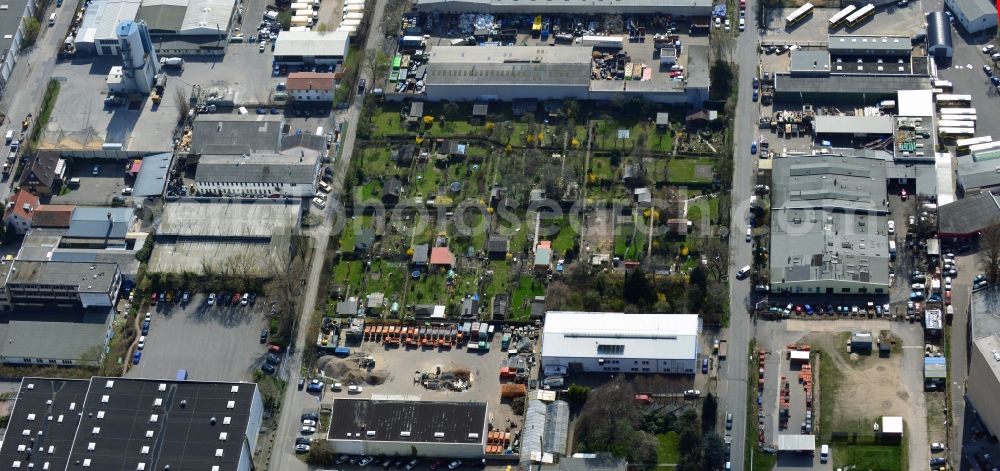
[327,399,487,444]
[0,378,91,471]
[413,0,712,13]
[828,35,912,54]
[790,50,831,74]
[0,377,258,470]
[970,283,1000,340]
[952,0,996,21]
[882,416,903,434]
[157,200,300,238]
[426,46,593,88]
[195,151,320,184]
[789,350,810,360]
[0,314,113,361]
[939,192,1000,236]
[770,156,890,288]
[76,0,142,43]
[777,434,816,451]
[813,115,894,135]
[775,74,931,95]
[133,152,173,197]
[189,114,284,155]
[541,312,700,361]
[686,44,710,89]
[897,89,935,117]
[972,335,1000,385]
[924,356,947,378]
[958,157,1000,192]
[66,207,134,239]
[273,30,350,58]
[5,261,118,293]
[139,0,235,35]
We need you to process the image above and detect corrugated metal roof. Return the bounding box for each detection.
[195,151,320,184]
[520,400,548,466]
[541,312,699,361]
[77,0,142,43]
[66,207,133,239]
[777,434,816,451]
[140,0,236,34]
[927,12,953,55]
[133,152,172,197]
[273,30,350,58]
[542,401,569,456]
[813,115,894,135]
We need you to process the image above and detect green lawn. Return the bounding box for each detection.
[668,158,715,184]
[548,218,577,254]
[614,220,646,260]
[484,261,510,307]
[359,147,394,176]
[510,276,545,320]
[657,432,682,464]
[831,444,904,471]
[588,157,616,183]
[816,349,843,441]
[364,261,407,301]
[332,261,364,296]
[687,196,720,223]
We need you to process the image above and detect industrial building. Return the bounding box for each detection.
[827,35,912,57]
[149,200,301,275]
[926,12,954,60]
[540,312,700,374]
[774,74,931,103]
[0,376,263,470]
[286,72,336,101]
[195,150,322,197]
[520,399,571,467]
[0,260,122,310]
[273,30,351,66]
[420,45,710,105]
[138,0,237,54]
[966,335,1000,439]
[413,0,711,15]
[73,0,143,55]
[812,115,895,137]
[938,191,1000,238]
[769,156,891,295]
[0,0,38,96]
[188,114,286,155]
[957,157,1000,195]
[944,0,997,33]
[326,399,489,458]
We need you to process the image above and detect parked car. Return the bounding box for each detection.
[181,291,190,303]
[302,413,319,421]
[900,189,908,200]
[260,328,268,343]
[888,220,895,234]
[448,460,463,470]
[137,336,146,350]
[297,378,305,390]
[307,379,324,392]
[751,141,757,154]
[296,437,313,445]
[683,389,701,398]
[930,443,945,452]
[295,444,311,453]
[302,419,317,426]
[241,293,249,305]
[301,426,316,434]
[702,358,709,373]
[150,292,158,305]
[726,412,733,429]
[92,165,100,175]
[141,320,150,335]
[930,458,947,466]
[132,351,142,364]
[261,363,276,374]
[736,265,751,279]
[984,64,993,75]
[360,456,375,467]
[207,293,216,305]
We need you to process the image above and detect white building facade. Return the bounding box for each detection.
[967,335,1000,439]
[541,312,700,374]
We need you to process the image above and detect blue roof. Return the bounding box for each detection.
[924,357,946,365]
[66,207,134,239]
[133,153,172,197]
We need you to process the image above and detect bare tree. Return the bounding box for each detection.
[174,85,191,124]
[979,225,1000,283]
[702,237,731,282]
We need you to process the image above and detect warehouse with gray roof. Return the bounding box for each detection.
[827,35,912,56]
[195,150,322,197]
[326,399,489,458]
[0,376,262,470]
[944,0,997,33]
[769,156,891,295]
[413,0,711,14]
[149,200,301,275]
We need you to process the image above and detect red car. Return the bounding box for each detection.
[231,293,242,305]
[669,70,683,78]
[150,292,158,305]
[268,344,282,353]
[900,189,908,200]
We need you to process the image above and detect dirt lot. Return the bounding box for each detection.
[315,334,525,430]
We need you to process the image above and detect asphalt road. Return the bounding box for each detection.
[723,4,762,470]
[0,0,71,201]
[267,0,389,468]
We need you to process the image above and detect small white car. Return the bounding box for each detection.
[739,18,745,30]
[736,265,751,279]
[302,419,317,426]
[714,17,722,27]
[137,336,146,350]
[887,220,895,235]
[348,384,363,394]
[301,426,316,434]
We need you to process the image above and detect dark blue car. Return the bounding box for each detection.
[132,351,142,364]
[141,320,150,335]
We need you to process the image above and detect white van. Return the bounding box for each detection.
[736,265,751,279]
[820,444,829,463]
[4,130,13,145]
[48,13,56,26]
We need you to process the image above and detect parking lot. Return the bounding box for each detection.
[126,293,273,382]
[762,4,924,41]
[51,161,130,205]
[176,43,280,107]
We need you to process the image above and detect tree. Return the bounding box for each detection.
[363,50,389,83]
[624,268,656,308]
[980,225,1000,283]
[702,238,730,282]
[544,281,574,311]
[690,264,708,290]
[510,396,526,415]
[566,383,590,410]
[276,10,293,30]
[700,283,728,325]
[22,17,39,44]
[701,433,726,471]
[701,393,718,433]
[174,85,191,125]
[306,441,337,465]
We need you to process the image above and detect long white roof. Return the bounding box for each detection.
[273,30,350,58]
[541,312,699,361]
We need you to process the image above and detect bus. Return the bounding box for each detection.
[940,127,975,139]
[932,79,954,91]
[846,4,876,27]
[936,94,973,107]
[956,136,992,154]
[938,120,976,129]
[969,141,1000,155]
[940,115,977,122]
[829,4,857,29]
[939,107,976,115]
[785,3,814,27]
